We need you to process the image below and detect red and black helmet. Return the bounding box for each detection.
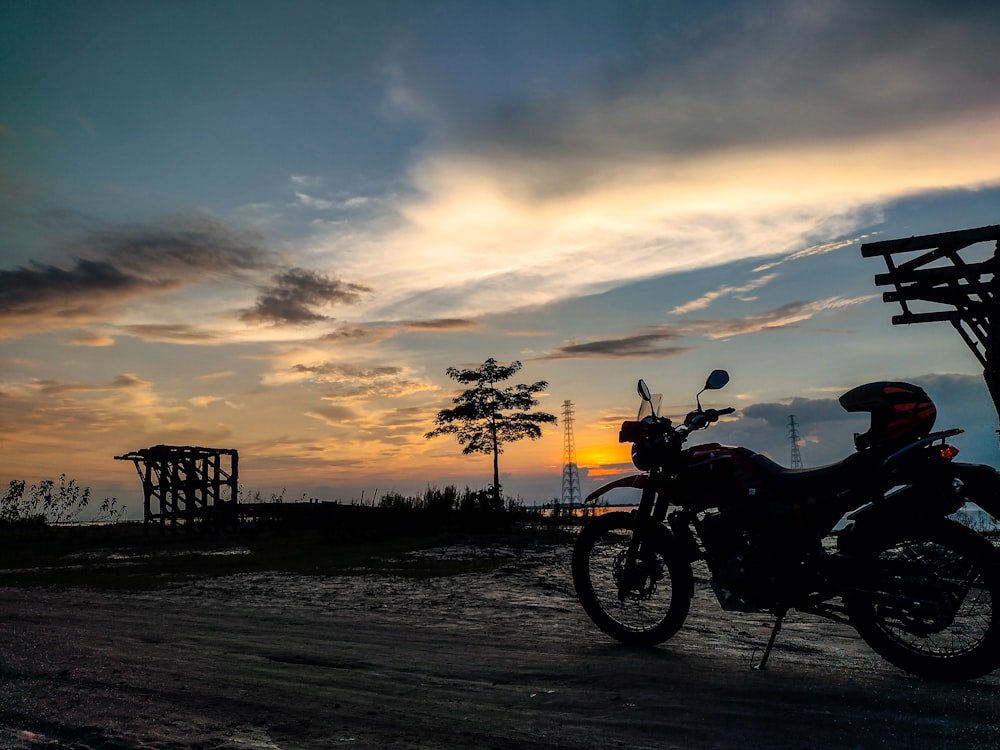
[838,381,937,451]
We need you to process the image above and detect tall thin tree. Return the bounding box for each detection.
[425,358,557,508]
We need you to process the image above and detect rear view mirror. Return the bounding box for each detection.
[637,379,652,402]
[705,370,730,391]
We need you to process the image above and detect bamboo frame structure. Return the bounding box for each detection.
[861,224,1000,431]
[115,444,239,533]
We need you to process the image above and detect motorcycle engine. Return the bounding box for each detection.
[698,509,774,610]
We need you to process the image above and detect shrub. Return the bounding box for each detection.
[1,475,106,525]
[375,484,530,532]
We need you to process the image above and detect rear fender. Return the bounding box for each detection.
[840,483,962,553]
[585,474,646,503]
[952,462,1000,522]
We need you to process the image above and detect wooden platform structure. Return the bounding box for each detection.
[115,444,239,533]
[861,224,1000,426]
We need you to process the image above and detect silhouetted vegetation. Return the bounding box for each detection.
[377,484,534,532]
[0,472,573,591]
[425,358,557,509]
[1,475,125,527]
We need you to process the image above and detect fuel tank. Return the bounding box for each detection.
[674,442,763,510]
[675,442,875,534]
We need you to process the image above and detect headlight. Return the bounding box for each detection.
[632,441,655,471]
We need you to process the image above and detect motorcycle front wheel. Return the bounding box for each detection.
[572,511,693,646]
[845,519,1000,680]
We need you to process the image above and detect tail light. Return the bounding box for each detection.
[940,444,960,460]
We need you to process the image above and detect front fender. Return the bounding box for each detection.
[584,474,646,503]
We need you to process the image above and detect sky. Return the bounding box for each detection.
[3,0,1000,517]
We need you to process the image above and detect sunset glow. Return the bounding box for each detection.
[4,1,1000,514]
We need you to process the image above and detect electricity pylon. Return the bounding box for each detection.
[561,400,582,506]
[788,414,804,469]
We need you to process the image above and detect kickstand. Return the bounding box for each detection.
[751,607,788,671]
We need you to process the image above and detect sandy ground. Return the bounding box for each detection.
[2,539,1000,749]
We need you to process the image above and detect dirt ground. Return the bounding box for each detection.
[2,537,1000,749]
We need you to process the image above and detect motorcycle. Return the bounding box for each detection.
[572,370,1000,680]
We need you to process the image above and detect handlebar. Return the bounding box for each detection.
[710,407,737,419]
[684,406,736,430]
[620,406,734,443]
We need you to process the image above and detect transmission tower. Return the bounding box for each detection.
[561,400,582,506]
[788,414,804,469]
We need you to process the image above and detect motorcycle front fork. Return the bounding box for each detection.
[626,476,664,558]
[614,479,666,601]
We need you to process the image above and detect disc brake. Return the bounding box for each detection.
[612,549,664,602]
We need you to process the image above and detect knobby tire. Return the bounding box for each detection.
[845,518,1000,680]
[572,511,693,646]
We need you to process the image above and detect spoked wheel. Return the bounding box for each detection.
[572,511,693,646]
[845,519,1000,680]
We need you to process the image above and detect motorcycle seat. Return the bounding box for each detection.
[748,450,880,499]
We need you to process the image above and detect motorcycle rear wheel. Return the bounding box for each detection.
[845,519,1000,680]
[572,511,693,646]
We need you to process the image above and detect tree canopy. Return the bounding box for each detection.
[425,358,557,507]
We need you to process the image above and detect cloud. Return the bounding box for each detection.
[731,370,1000,466]
[753,237,864,273]
[240,268,371,325]
[0,370,231,479]
[314,1,1000,322]
[400,318,478,331]
[912,372,995,426]
[69,333,115,347]
[0,258,160,318]
[188,395,242,409]
[742,397,852,429]
[71,216,267,277]
[291,362,404,382]
[295,192,337,210]
[305,403,360,427]
[194,370,236,381]
[693,297,874,339]
[30,372,151,397]
[111,373,148,389]
[317,326,380,342]
[260,350,437,401]
[377,405,431,429]
[291,175,324,188]
[0,215,269,338]
[120,324,226,344]
[545,297,872,358]
[548,333,691,360]
[295,192,371,212]
[439,2,1000,162]
[311,318,478,344]
[671,274,779,315]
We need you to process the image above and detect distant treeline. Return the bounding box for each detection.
[376,484,539,532]
[1,476,551,536]
[234,484,546,536]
